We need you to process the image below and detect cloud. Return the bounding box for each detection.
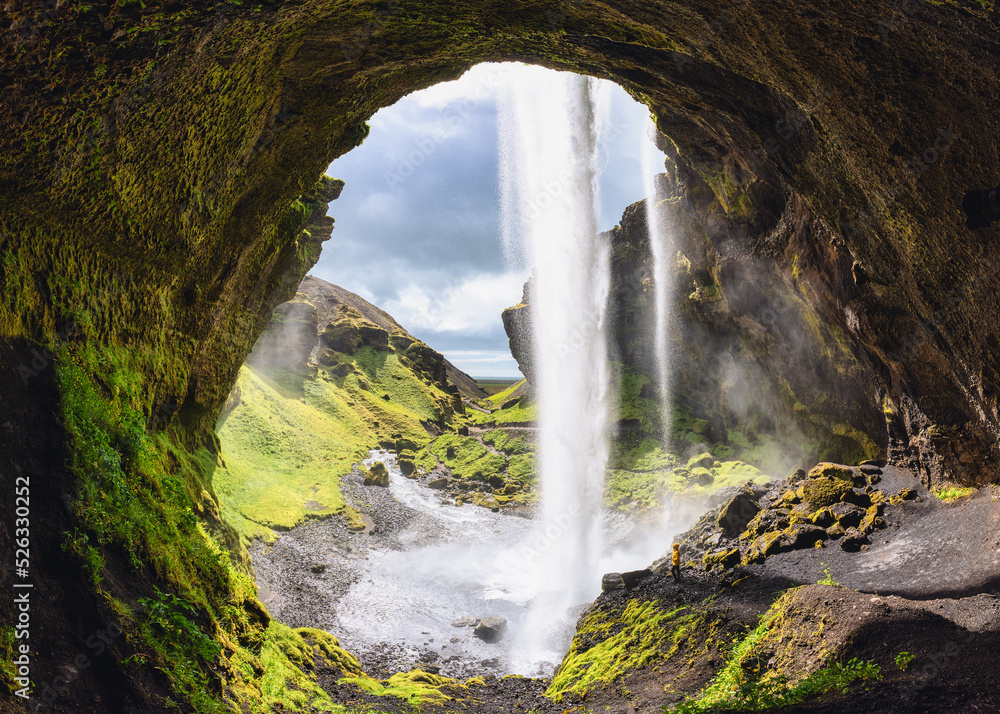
[314,62,663,378]
[383,271,528,335]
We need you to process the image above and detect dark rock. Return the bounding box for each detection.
[810,507,836,528]
[621,569,655,589]
[840,488,872,508]
[703,549,741,570]
[828,502,866,528]
[840,527,870,552]
[788,468,808,484]
[310,564,327,574]
[859,464,883,475]
[717,490,762,538]
[602,573,625,592]
[428,477,449,490]
[778,524,828,550]
[473,616,508,643]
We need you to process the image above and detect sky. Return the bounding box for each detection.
[313,62,661,379]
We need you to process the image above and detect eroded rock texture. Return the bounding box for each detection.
[3,0,1000,709]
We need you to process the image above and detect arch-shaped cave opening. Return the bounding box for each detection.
[214,60,894,680]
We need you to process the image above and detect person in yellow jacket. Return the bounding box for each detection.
[671,543,681,582]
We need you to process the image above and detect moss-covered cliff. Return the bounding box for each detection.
[5,0,1000,710]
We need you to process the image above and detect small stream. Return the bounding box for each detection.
[253,450,688,679]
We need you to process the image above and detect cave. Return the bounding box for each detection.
[3,1,1000,712]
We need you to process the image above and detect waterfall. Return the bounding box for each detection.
[499,66,612,672]
[640,118,674,448]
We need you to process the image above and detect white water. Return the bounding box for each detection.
[498,66,614,672]
[330,451,682,677]
[640,118,675,447]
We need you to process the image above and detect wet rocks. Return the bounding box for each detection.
[428,477,450,490]
[473,616,508,643]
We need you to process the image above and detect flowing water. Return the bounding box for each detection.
[641,118,675,446]
[326,451,678,678]
[498,67,615,672]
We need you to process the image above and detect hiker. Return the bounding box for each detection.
[671,543,681,582]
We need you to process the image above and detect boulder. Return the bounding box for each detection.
[716,490,762,538]
[687,453,716,470]
[858,504,886,533]
[840,488,872,508]
[428,477,449,490]
[797,476,853,508]
[473,616,508,643]
[788,468,808,484]
[828,502,866,528]
[471,492,500,510]
[691,467,715,485]
[806,462,858,481]
[840,527,870,552]
[825,522,847,540]
[397,449,416,476]
[451,617,480,628]
[810,507,836,528]
[621,569,655,590]
[859,464,883,476]
[778,524,828,550]
[889,488,919,504]
[601,573,625,592]
[703,549,741,570]
[364,461,390,487]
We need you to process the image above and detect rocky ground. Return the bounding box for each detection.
[252,456,1000,713]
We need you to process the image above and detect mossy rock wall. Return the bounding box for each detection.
[5,1,1000,710]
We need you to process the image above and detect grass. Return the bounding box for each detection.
[216,353,449,542]
[413,433,506,481]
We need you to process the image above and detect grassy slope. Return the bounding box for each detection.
[216,346,459,543]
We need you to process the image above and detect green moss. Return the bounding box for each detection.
[668,593,882,712]
[341,668,465,706]
[257,622,340,712]
[548,600,694,701]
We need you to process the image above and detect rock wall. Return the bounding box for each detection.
[504,165,886,471]
[4,0,1000,709]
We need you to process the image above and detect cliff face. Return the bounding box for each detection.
[249,275,482,401]
[504,173,885,473]
[4,1,1000,709]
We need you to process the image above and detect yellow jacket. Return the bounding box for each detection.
[672,548,680,566]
